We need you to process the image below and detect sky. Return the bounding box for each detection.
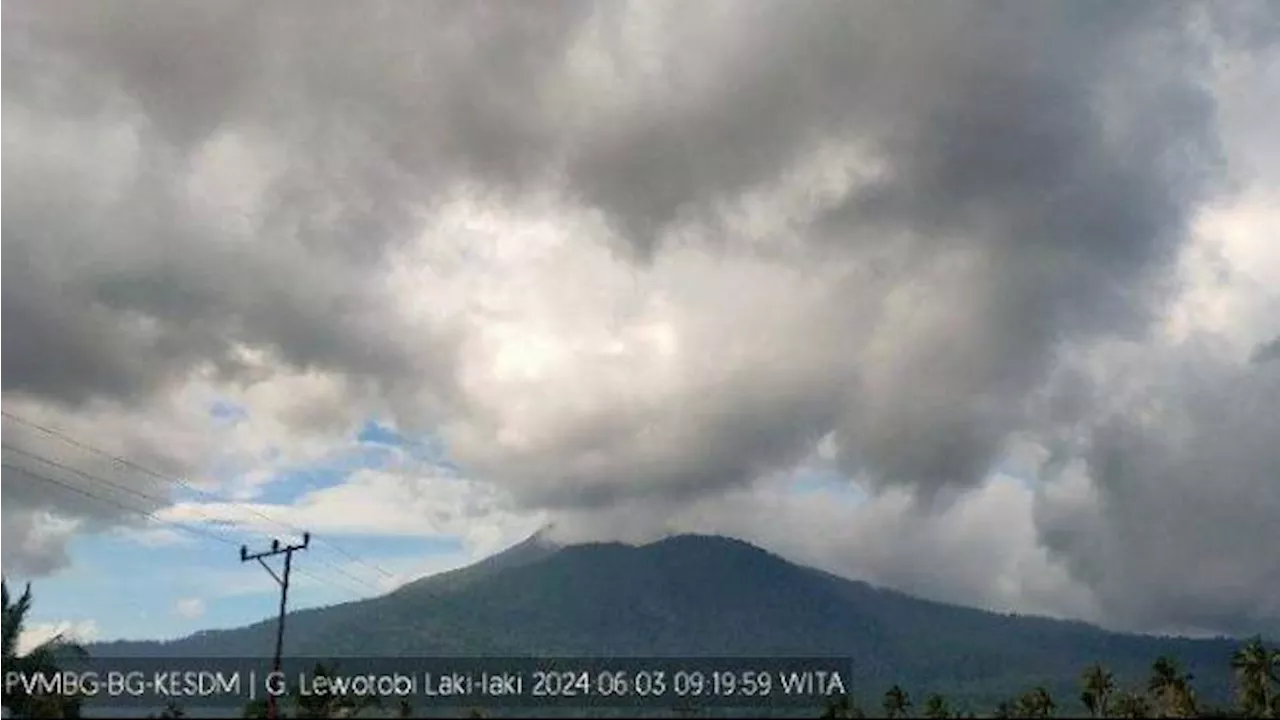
[2,0,1279,649]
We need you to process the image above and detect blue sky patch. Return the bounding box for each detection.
[12,415,486,643]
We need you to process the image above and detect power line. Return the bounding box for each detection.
[5,443,171,513]
[3,459,371,600]
[2,460,239,550]
[1,441,382,596]
[1,410,396,581]
[0,455,375,600]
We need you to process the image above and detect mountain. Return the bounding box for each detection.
[393,524,561,598]
[90,532,1242,710]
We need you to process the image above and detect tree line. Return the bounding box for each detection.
[820,643,1279,719]
[4,580,1277,718]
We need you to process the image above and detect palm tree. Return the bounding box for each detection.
[2,579,89,719]
[883,685,912,719]
[17,694,87,720]
[1014,686,1055,718]
[292,663,379,719]
[1231,636,1278,717]
[923,692,951,719]
[1112,690,1152,719]
[1148,656,1197,718]
[1080,663,1116,718]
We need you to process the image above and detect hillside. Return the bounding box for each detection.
[90,533,1242,710]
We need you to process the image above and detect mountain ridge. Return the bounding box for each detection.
[88,531,1246,708]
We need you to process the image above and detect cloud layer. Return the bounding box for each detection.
[3,1,1278,636]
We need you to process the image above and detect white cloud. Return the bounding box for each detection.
[160,467,544,553]
[16,620,99,656]
[4,0,1279,640]
[112,526,195,548]
[173,597,206,619]
[189,543,484,601]
[1168,190,1280,353]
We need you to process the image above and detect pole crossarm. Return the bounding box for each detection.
[255,557,282,586]
[241,535,310,562]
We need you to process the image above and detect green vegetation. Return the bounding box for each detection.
[7,536,1280,718]
[922,692,952,719]
[86,535,1251,708]
[1081,663,1116,718]
[820,640,1280,718]
[3,566,1279,719]
[884,685,912,718]
[1234,637,1280,717]
[2,579,88,718]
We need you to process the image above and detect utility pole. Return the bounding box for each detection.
[241,533,310,720]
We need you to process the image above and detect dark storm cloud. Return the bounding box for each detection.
[513,2,1222,506]
[0,0,1220,485]
[0,0,501,576]
[502,364,848,511]
[1252,336,1280,364]
[2,0,1221,423]
[0,102,446,411]
[1,509,76,577]
[3,0,1277,639]
[443,0,1228,502]
[2,0,592,408]
[1035,351,1280,636]
[0,416,181,576]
